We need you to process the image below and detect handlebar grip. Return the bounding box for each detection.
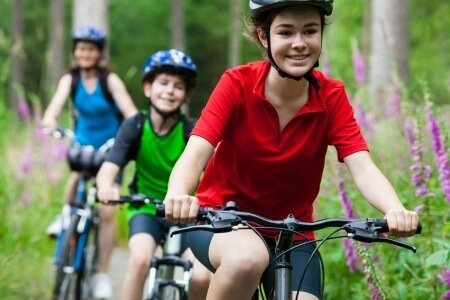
[373,219,422,234]
[155,203,165,217]
[416,222,422,234]
[154,204,209,220]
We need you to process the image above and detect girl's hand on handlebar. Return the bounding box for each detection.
[164,195,199,224]
[384,209,420,237]
[97,187,120,204]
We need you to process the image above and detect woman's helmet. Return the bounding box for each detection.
[249,0,333,16]
[72,26,106,50]
[141,49,197,89]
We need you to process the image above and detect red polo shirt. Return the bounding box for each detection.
[192,61,368,239]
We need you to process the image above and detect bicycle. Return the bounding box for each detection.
[142,200,421,300]
[105,194,193,300]
[48,127,114,300]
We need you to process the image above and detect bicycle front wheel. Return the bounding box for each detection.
[80,210,100,300]
[148,282,187,300]
[53,214,82,300]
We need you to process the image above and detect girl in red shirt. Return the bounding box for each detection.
[164,1,420,299]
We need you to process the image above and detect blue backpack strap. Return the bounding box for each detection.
[70,69,123,122]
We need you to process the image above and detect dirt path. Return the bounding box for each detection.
[108,247,164,300]
[108,247,129,300]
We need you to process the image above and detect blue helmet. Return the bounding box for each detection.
[142,49,197,88]
[249,0,333,16]
[72,26,106,50]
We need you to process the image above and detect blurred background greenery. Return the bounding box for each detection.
[0,0,449,299]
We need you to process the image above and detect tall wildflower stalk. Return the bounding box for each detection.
[337,178,359,272]
[351,40,365,87]
[337,177,386,299]
[425,102,450,202]
[403,119,433,198]
[438,267,450,300]
[357,243,388,300]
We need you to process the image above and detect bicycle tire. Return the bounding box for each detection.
[53,213,82,300]
[80,209,100,300]
[147,281,187,300]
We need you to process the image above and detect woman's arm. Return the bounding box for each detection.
[41,73,72,129]
[164,135,215,223]
[344,151,419,236]
[107,72,138,118]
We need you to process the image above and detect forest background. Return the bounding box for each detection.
[0,0,449,299]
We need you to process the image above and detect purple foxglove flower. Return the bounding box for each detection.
[443,290,450,300]
[343,239,358,272]
[351,42,365,87]
[387,86,401,118]
[17,98,30,122]
[403,119,433,197]
[426,104,450,201]
[321,53,331,77]
[439,268,450,286]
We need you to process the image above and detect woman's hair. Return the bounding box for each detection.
[245,5,328,48]
[68,65,111,77]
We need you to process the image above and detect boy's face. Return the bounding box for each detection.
[144,73,188,113]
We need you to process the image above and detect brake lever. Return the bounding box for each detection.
[343,222,417,253]
[171,225,221,236]
[351,235,417,253]
[171,210,243,237]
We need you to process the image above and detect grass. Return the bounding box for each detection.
[0,101,449,299]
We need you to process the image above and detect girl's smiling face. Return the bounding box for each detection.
[258,6,322,78]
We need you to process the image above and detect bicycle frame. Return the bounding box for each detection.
[170,202,420,300]
[273,230,295,300]
[52,175,100,299]
[54,176,98,270]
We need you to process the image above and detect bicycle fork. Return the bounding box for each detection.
[146,256,193,297]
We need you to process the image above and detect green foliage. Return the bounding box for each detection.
[1,0,449,298]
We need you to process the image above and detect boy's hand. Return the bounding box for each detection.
[97,187,120,204]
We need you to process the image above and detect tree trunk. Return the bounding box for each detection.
[45,0,65,100]
[10,0,24,113]
[369,0,409,109]
[73,0,110,60]
[170,0,185,51]
[228,0,243,67]
[170,0,189,115]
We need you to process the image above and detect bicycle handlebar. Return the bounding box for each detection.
[44,127,75,141]
[101,196,421,252]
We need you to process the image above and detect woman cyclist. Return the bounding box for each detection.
[163,1,420,299]
[96,49,210,300]
[41,26,137,299]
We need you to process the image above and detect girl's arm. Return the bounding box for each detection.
[343,151,419,236]
[164,135,215,223]
[107,73,138,118]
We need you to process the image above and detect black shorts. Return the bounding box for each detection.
[129,213,189,255]
[187,230,322,298]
